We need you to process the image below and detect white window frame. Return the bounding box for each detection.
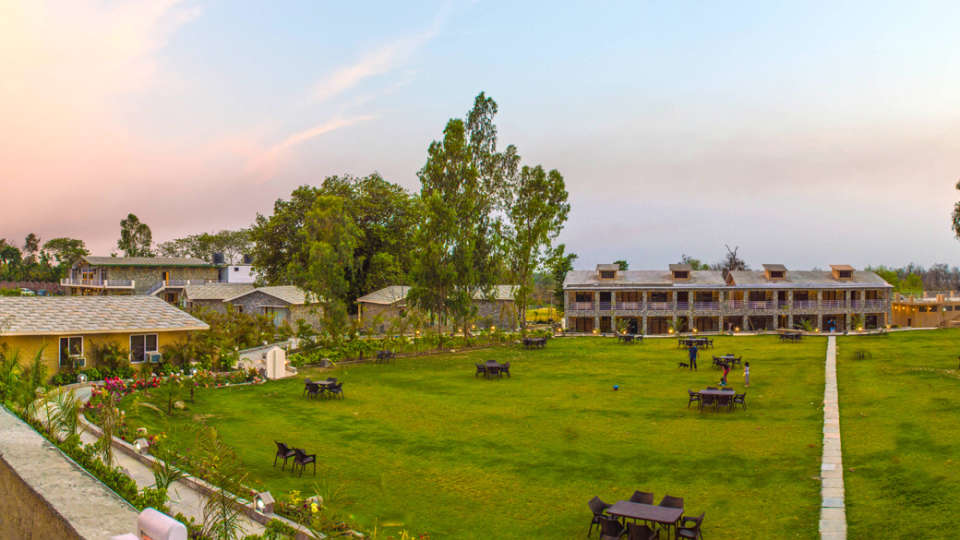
[129,334,159,364]
[59,336,84,368]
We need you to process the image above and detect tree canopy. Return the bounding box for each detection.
[117,214,154,257]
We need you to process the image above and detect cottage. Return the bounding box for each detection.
[61,256,219,301]
[0,296,209,374]
[182,284,322,329]
[356,285,519,333]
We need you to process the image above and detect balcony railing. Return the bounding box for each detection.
[598,301,612,311]
[793,300,817,310]
[863,299,886,310]
[647,302,672,311]
[694,301,719,311]
[568,301,594,311]
[615,301,643,310]
[821,300,845,309]
[60,278,134,288]
[748,300,773,310]
[727,300,745,310]
[676,301,690,310]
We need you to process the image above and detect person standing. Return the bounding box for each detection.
[688,344,698,370]
[744,361,750,388]
[721,363,730,386]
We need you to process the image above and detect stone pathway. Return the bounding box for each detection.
[820,336,846,540]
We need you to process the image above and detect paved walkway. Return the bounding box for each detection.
[820,336,846,540]
[71,386,265,537]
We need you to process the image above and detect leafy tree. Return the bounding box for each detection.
[506,165,569,330]
[157,230,252,263]
[546,244,578,306]
[408,93,513,334]
[43,237,89,268]
[952,179,960,240]
[117,214,154,257]
[22,233,39,264]
[680,254,711,270]
[713,245,748,273]
[250,186,319,285]
[613,260,629,271]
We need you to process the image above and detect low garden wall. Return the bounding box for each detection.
[0,406,138,539]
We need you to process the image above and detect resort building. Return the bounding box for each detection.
[61,256,219,300]
[356,285,519,333]
[0,296,209,374]
[890,292,960,328]
[563,264,892,334]
[182,284,322,328]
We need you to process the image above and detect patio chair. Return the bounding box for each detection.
[587,496,612,537]
[302,378,312,396]
[699,393,715,411]
[676,513,705,539]
[305,382,320,399]
[733,392,747,410]
[327,382,344,400]
[273,441,296,470]
[501,362,511,378]
[629,490,654,505]
[292,448,316,477]
[626,523,659,540]
[598,515,626,540]
[687,390,701,408]
[475,363,486,377]
[658,495,684,509]
[716,393,733,411]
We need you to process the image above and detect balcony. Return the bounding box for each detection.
[863,299,886,310]
[676,301,690,310]
[615,301,643,311]
[60,278,134,289]
[693,301,719,311]
[727,300,745,310]
[568,301,594,311]
[647,301,672,311]
[748,300,773,310]
[821,300,845,310]
[793,300,817,310]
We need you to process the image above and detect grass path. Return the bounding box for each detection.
[125,336,826,539]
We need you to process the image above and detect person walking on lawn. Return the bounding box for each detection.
[688,344,698,370]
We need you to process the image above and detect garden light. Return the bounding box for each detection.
[254,491,275,514]
[133,438,150,454]
[77,373,88,383]
[734,327,740,333]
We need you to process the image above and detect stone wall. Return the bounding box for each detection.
[105,265,219,295]
[0,406,138,538]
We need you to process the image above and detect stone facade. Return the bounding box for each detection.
[65,262,218,296]
[228,291,322,329]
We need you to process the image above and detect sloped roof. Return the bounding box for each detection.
[357,285,518,305]
[726,270,891,288]
[0,296,209,336]
[225,285,314,305]
[182,283,255,301]
[82,256,213,268]
[564,270,725,288]
[668,263,692,272]
[762,264,787,272]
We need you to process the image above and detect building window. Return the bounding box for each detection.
[130,334,158,363]
[599,270,616,279]
[575,292,593,303]
[769,271,784,279]
[838,270,852,279]
[673,271,689,279]
[59,336,84,368]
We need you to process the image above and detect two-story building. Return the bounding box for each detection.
[563,263,892,334]
[61,256,219,302]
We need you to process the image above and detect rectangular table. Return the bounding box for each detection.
[699,388,736,411]
[606,501,683,532]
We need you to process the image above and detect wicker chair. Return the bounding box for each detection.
[687,390,701,408]
[658,495,684,509]
[587,496,612,537]
[676,512,705,539]
[733,392,747,410]
[598,515,626,540]
[302,378,312,396]
[700,393,715,411]
[305,382,320,399]
[629,490,654,504]
[273,441,295,470]
[292,448,316,477]
[626,523,659,540]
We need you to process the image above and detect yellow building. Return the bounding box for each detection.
[0,296,209,374]
[891,293,960,328]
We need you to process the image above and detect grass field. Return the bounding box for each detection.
[837,329,960,538]
[125,336,827,539]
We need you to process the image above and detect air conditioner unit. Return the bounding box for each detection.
[148,352,163,364]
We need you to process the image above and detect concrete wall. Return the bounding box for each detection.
[0,330,197,375]
[0,407,138,538]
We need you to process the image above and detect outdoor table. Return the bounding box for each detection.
[698,388,736,411]
[715,354,739,368]
[483,360,505,378]
[618,334,636,344]
[523,337,547,349]
[606,501,683,535]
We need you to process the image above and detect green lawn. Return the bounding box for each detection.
[127,336,826,539]
[837,329,960,538]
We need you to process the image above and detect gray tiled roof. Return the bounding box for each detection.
[356,285,518,305]
[565,270,726,288]
[726,270,891,288]
[0,296,210,336]
[182,283,255,301]
[225,285,315,305]
[82,256,213,267]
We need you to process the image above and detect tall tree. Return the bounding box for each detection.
[952,179,960,240]
[712,245,748,273]
[43,237,88,268]
[158,229,252,263]
[408,93,512,333]
[546,244,578,307]
[506,165,569,330]
[22,233,39,264]
[117,214,154,257]
[613,260,629,271]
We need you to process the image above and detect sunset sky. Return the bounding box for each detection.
[3,1,960,269]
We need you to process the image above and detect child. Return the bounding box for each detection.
[744,361,750,388]
[721,363,730,386]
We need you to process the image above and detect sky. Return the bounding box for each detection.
[3,0,960,271]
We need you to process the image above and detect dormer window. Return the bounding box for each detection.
[673,271,689,279]
[596,264,620,280]
[769,271,784,279]
[669,263,692,281]
[838,270,852,279]
[763,264,787,281]
[830,265,854,280]
[599,270,616,279]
